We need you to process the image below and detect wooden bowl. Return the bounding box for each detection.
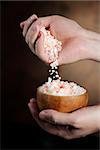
[37,87,88,113]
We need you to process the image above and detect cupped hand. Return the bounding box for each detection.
[28,98,100,140]
[20,14,90,65]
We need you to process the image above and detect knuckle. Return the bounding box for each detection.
[33,14,37,18]
[29,14,37,21]
[26,14,37,25]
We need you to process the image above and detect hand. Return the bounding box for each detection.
[20,14,100,65]
[28,98,100,140]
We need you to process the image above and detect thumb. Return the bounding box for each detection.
[39,109,75,125]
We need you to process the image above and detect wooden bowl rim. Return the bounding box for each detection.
[37,87,88,97]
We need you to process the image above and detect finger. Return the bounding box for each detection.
[20,21,26,29]
[30,98,36,103]
[39,109,74,126]
[25,25,40,53]
[23,14,38,37]
[28,98,39,117]
[35,31,49,63]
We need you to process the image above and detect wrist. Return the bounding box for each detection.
[82,29,100,61]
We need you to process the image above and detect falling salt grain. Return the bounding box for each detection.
[40,27,62,82]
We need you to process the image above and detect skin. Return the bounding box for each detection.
[20,14,100,64]
[28,98,100,140]
[20,14,100,139]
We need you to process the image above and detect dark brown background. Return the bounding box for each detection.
[1,1,100,149]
